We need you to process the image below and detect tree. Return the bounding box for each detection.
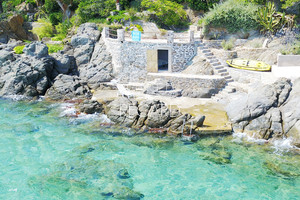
[55,0,73,20]
[0,0,3,14]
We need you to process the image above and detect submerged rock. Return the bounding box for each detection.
[79,99,103,114]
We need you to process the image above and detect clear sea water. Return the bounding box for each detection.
[0,98,300,200]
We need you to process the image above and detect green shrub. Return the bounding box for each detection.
[49,12,63,25]
[125,23,144,32]
[257,2,296,34]
[46,43,64,54]
[141,0,188,29]
[281,41,300,55]
[51,34,66,41]
[199,0,259,34]
[32,19,53,40]
[13,45,25,54]
[221,39,235,50]
[107,11,130,24]
[77,0,115,23]
[56,20,72,35]
[45,0,60,13]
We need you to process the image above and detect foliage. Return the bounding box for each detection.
[125,23,144,32]
[281,40,300,55]
[77,0,115,23]
[51,34,65,41]
[141,0,188,29]
[32,18,53,40]
[199,0,259,34]
[244,0,267,5]
[44,0,60,13]
[13,45,25,54]
[55,20,72,35]
[46,43,64,54]
[107,10,130,24]
[257,2,296,34]
[221,38,235,50]
[49,12,63,25]
[281,0,299,9]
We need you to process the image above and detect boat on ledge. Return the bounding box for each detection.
[226,59,271,72]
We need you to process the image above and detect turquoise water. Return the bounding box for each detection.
[0,98,300,200]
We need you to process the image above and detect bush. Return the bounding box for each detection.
[44,0,60,13]
[32,18,53,40]
[221,39,235,50]
[77,0,115,23]
[13,45,25,54]
[199,0,259,34]
[281,40,300,55]
[141,0,188,29]
[49,12,63,25]
[46,43,64,54]
[107,11,130,24]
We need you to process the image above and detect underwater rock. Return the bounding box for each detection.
[118,169,130,179]
[263,159,300,177]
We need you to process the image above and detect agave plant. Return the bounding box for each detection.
[257,2,296,34]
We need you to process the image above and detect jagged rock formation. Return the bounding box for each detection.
[0,42,54,97]
[226,78,300,147]
[0,15,29,43]
[45,74,92,101]
[106,97,205,134]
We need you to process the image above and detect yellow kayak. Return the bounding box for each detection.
[226,59,271,71]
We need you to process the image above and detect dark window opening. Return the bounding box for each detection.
[158,50,168,71]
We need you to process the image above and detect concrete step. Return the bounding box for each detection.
[201,46,209,50]
[202,50,211,53]
[215,66,224,70]
[220,72,229,76]
[209,59,219,63]
[226,78,234,83]
[224,75,232,80]
[204,52,214,56]
[211,62,221,66]
[206,56,216,60]
[217,68,227,73]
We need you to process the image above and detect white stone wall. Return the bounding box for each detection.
[103,29,197,82]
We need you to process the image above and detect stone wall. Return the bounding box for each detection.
[147,73,226,90]
[103,29,197,82]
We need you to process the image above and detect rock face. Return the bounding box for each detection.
[79,38,114,89]
[71,23,101,67]
[79,99,103,114]
[0,42,54,97]
[144,79,182,97]
[70,23,114,90]
[0,15,28,43]
[182,55,214,75]
[45,74,92,101]
[107,97,205,134]
[226,78,300,146]
[52,51,77,78]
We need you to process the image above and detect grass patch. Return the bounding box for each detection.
[13,45,25,54]
[221,39,235,50]
[32,18,53,40]
[46,43,64,54]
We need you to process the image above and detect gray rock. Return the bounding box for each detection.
[107,97,139,127]
[71,23,100,67]
[52,51,77,77]
[79,100,103,114]
[79,39,114,89]
[23,42,49,58]
[144,100,170,128]
[182,88,219,98]
[189,115,206,127]
[45,74,92,101]
[0,50,15,66]
[282,78,300,134]
[167,114,192,134]
[0,56,54,97]
[244,114,271,139]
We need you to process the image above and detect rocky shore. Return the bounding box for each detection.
[0,22,299,147]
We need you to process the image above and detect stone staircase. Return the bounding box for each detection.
[197,42,237,101]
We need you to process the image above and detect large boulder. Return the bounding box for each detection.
[106,97,139,127]
[226,78,295,140]
[45,74,92,101]
[0,15,28,43]
[71,23,101,67]
[0,53,54,97]
[52,51,77,78]
[0,50,15,66]
[23,41,49,58]
[79,38,114,89]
